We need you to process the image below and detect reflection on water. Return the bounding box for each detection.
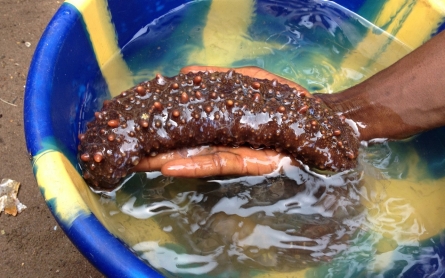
[83,0,445,276]
[99,142,445,277]
[115,159,365,276]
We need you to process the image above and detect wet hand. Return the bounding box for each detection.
[132,145,301,177]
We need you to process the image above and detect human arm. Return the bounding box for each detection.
[317,30,445,141]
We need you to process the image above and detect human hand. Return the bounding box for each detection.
[132,66,309,177]
[132,145,301,177]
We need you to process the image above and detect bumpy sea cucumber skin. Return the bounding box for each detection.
[78,70,359,191]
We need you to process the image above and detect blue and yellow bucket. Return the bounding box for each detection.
[24,0,445,276]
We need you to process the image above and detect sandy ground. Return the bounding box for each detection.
[0,0,103,276]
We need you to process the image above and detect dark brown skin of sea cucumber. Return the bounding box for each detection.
[78,70,359,191]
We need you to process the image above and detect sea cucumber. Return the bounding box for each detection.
[78,70,359,191]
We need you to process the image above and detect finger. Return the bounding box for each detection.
[236,66,309,93]
[131,148,200,172]
[160,150,284,177]
[131,146,240,172]
[180,65,231,74]
[130,152,171,172]
[180,65,311,97]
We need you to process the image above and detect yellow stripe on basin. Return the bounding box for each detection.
[374,0,445,47]
[34,150,91,226]
[188,0,281,66]
[66,0,134,96]
[34,148,175,243]
[337,0,444,91]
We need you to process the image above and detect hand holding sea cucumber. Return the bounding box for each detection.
[135,30,445,179]
[132,66,325,178]
[79,30,445,189]
[78,67,359,190]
